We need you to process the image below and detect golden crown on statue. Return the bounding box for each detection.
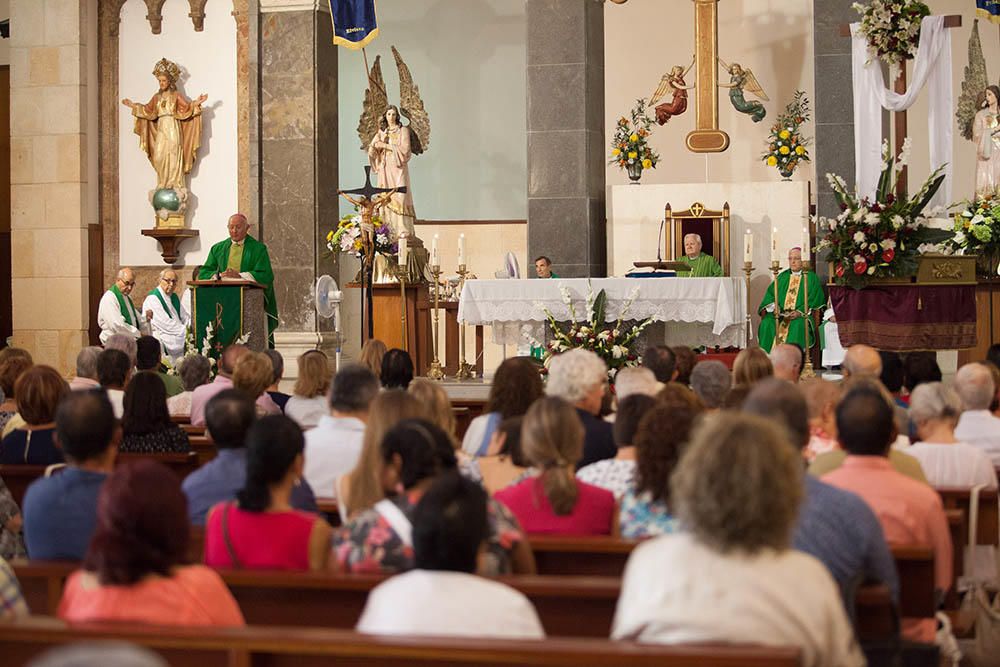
[151,58,181,84]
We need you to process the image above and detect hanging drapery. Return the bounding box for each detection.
[851,16,953,208]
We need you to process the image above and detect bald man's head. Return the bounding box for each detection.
[115,267,136,296]
[843,345,882,378]
[219,344,249,378]
[770,344,802,383]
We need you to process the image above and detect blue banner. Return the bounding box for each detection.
[978,0,1000,24]
[329,0,378,50]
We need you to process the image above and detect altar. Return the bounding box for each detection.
[458,278,747,349]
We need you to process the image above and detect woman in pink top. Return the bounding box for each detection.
[205,415,332,570]
[58,460,244,627]
[495,397,616,535]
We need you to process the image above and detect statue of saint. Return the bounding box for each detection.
[121,58,206,222]
[973,85,1000,198]
[719,61,768,123]
[367,105,417,237]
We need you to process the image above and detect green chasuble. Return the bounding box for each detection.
[757,269,825,352]
[198,235,278,346]
[677,253,723,277]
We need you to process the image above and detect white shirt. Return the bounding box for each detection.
[612,533,864,667]
[303,414,365,498]
[97,290,143,344]
[167,391,193,417]
[285,395,328,430]
[106,388,124,419]
[576,459,636,499]
[955,410,1000,465]
[356,570,545,639]
[461,413,497,456]
[142,287,190,360]
[906,441,998,489]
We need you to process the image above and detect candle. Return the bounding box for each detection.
[458,234,466,266]
[743,230,753,264]
[431,234,440,267]
[770,227,779,264]
[399,234,408,267]
[801,227,811,262]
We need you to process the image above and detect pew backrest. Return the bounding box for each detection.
[0,464,47,507]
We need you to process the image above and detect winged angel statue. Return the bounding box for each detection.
[956,19,1000,197]
[357,46,431,239]
[719,59,768,123]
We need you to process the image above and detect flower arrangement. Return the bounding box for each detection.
[537,282,653,378]
[853,0,930,80]
[609,99,659,181]
[327,210,397,261]
[762,91,811,179]
[182,320,250,378]
[947,193,1000,276]
[815,138,951,289]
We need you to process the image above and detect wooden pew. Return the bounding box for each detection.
[116,451,200,480]
[0,464,48,507]
[529,535,635,577]
[188,435,217,465]
[891,546,936,619]
[0,619,802,667]
[937,486,999,547]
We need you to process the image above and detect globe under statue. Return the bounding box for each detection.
[121,58,207,229]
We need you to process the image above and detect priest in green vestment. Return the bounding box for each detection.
[677,234,723,277]
[757,247,825,353]
[198,214,278,346]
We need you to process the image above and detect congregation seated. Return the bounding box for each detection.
[802,378,840,461]
[167,354,211,416]
[189,344,248,427]
[612,367,661,402]
[97,348,131,419]
[103,333,138,370]
[732,347,773,387]
[769,343,802,384]
[0,365,68,466]
[688,359,730,410]
[495,397,616,536]
[263,349,290,413]
[475,416,530,495]
[356,473,545,639]
[461,356,543,457]
[842,343,882,378]
[0,556,27,619]
[303,363,376,499]
[205,415,332,571]
[67,346,101,392]
[903,352,943,401]
[58,460,245,627]
[285,350,331,430]
[611,412,864,667]
[380,348,414,390]
[136,335,183,398]
[545,350,615,468]
[907,381,998,488]
[0,354,31,432]
[334,419,531,575]
[641,345,677,384]
[953,362,1000,465]
[358,338,387,383]
[408,379,480,482]
[22,391,117,560]
[120,372,190,454]
[671,346,696,385]
[618,386,702,539]
[232,351,281,417]
[576,394,655,499]
[742,378,899,605]
[182,390,318,526]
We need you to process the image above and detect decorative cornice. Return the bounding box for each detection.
[259,0,330,14]
[143,0,168,34]
[188,0,208,31]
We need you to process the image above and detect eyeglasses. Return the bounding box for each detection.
[121,281,135,287]
[162,278,178,284]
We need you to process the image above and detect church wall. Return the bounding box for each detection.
[117,0,239,268]
[0,0,9,66]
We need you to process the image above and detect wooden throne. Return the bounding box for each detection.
[666,201,731,276]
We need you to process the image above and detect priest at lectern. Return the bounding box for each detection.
[198,213,279,344]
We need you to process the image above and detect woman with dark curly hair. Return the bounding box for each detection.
[461,357,543,457]
[58,460,244,626]
[617,384,703,538]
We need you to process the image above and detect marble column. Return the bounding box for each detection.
[259,0,339,371]
[526,0,606,278]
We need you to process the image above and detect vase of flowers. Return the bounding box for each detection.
[537,281,653,380]
[947,194,1000,277]
[815,139,952,289]
[853,0,930,81]
[610,99,659,185]
[762,91,811,181]
[327,210,398,262]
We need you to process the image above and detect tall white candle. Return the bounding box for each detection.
[801,227,811,262]
[458,234,466,266]
[744,230,753,264]
[431,234,439,266]
[770,227,779,264]
[399,234,408,267]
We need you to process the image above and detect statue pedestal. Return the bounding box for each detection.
[141,228,199,264]
[156,212,186,229]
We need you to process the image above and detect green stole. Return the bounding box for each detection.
[149,287,182,320]
[110,284,139,326]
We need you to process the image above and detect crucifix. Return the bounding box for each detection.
[338,165,402,343]
[838,15,962,195]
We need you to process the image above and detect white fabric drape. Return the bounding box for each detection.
[851,16,952,208]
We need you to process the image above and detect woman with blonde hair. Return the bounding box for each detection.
[732,347,773,387]
[231,352,280,417]
[285,350,332,429]
[495,397,615,535]
[359,339,387,382]
[337,390,425,522]
[408,378,483,482]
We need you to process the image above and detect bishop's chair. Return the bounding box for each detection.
[665,201,731,276]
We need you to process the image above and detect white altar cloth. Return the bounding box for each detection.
[458,278,747,348]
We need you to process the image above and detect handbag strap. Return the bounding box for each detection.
[221,502,243,569]
[374,498,413,548]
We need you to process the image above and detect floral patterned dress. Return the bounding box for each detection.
[0,476,25,560]
[618,486,679,539]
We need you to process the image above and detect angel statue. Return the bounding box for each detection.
[121,58,207,227]
[957,20,1000,197]
[649,58,695,125]
[719,60,768,123]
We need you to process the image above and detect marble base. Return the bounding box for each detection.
[273,330,341,382]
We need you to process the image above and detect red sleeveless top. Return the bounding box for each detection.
[204,502,318,571]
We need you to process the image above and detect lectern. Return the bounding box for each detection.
[190,280,268,352]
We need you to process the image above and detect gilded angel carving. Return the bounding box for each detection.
[649,57,695,125]
[719,59,768,123]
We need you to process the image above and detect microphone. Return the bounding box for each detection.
[656,216,666,263]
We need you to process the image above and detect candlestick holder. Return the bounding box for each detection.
[394,264,408,352]
[455,263,474,380]
[800,260,816,379]
[742,261,753,346]
[426,264,445,380]
[770,261,782,345]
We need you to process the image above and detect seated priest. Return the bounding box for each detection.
[758,247,825,353]
[677,234,723,277]
[198,214,278,347]
[97,267,150,344]
[534,255,559,279]
[142,269,190,361]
